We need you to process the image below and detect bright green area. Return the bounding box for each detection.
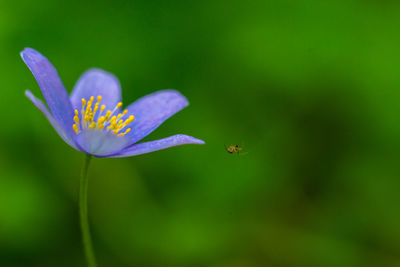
[1,0,400,266]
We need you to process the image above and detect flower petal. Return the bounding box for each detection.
[70,68,122,111]
[124,90,189,145]
[102,134,205,158]
[75,130,130,156]
[21,48,75,139]
[25,90,79,150]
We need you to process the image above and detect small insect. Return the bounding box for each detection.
[224,144,247,155]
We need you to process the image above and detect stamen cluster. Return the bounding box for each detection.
[72,95,134,137]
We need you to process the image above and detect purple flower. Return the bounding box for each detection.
[22,48,204,157]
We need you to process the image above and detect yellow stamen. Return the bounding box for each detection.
[81,100,86,126]
[104,110,112,121]
[73,124,79,134]
[73,115,80,124]
[124,115,135,126]
[73,96,134,137]
[118,128,131,136]
[93,103,99,118]
[88,122,96,129]
[86,96,94,112]
[97,104,106,119]
[98,116,105,124]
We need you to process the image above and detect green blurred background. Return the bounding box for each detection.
[1,0,400,266]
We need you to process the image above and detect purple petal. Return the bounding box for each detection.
[21,48,75,139]
[124,90,189,145]
[75,130,130,156]
[102,134,205,158]
[70,69,122,111]
[25,90,79,150]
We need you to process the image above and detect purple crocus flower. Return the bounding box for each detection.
[22,48,204,157]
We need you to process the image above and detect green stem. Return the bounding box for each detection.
[79,154,97,267]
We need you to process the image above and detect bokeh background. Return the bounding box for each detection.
[1,0,400,266]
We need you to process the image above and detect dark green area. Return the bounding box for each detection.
[1,0,400,266]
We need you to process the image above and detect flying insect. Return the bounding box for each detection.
[224,144,247,155]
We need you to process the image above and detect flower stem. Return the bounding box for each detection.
[80,154,97,267]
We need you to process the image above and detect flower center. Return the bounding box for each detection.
[72,95,134,137]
